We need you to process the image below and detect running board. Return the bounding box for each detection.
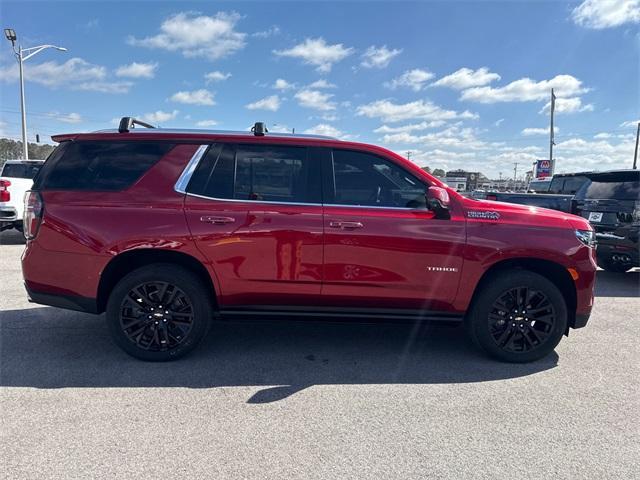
[218,306,464,323]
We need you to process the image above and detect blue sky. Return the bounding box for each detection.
[0,0,638,177]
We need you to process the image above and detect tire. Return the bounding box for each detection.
[599,258,632,273]
[466,270,567,363]
[106,264,213,361]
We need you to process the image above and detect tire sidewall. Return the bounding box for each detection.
[468,270,568,363]
[106,264,212,361]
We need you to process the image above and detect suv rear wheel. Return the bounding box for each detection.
[466,271,567,363]
[106,264,213,361]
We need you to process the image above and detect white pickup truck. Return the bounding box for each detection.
[0,159,45,232]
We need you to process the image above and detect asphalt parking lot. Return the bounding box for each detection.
[1,229,638,479]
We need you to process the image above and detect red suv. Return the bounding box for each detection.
[21,118,597,363]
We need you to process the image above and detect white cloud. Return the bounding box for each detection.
[379,125,493,152]
[521,126,558,136]
[620,119,640,128]
[0,57,137,94]
[196,120,218,127]
[360,45,402,69]
[142,110,179,123]
[494,118,505,127]
[128,11,247,60]
[273,78,295,90]
[49,112,83,124]
[252,25,281,38]
[374,121,447,134]
[75,81,133,94]
[115,62,158,78]
[205,71,231,83]
[594,132,612,139]
[294,89,336,111]
[274,37,354,73]
[572,0,640,29]
[385,69,434,91]
[245,95,281,111]
[304,124,344,138]
[460,75,589,103]
[539,97,594,114]
[170,89,215,106]
[307,79,336,89]
[431,67,501,90]
[357,99,477,123]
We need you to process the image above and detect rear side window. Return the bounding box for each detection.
[1,163,43,179]
[187,144,321,204]
[39,142,174,191]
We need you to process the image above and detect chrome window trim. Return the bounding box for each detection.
[174,144,209,193]
[183,191,426,212]
[175,143,427,211]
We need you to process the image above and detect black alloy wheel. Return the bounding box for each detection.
[466,270,567,363]
[119,281,194,352]
[106,264,212,361]
[487,286,555,354]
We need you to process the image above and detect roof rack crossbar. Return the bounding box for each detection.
[118,117,156,133]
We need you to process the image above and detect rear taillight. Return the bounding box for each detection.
[0,179,10,202]
[23,190,43,240]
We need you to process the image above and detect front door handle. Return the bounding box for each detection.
[200,216,235,225]
[329,221,364,229]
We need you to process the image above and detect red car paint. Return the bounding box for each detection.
[21,129,596,329]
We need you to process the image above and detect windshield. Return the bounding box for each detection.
[0,163,43,179]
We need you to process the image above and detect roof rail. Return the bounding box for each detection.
[118,117,156,133]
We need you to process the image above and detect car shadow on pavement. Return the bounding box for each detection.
[0,306,558,403]
[594,270,640,297]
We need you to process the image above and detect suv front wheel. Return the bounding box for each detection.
[466,271,567,363]
[106,264,213,361]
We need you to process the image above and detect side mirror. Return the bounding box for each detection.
[426,186,451,219]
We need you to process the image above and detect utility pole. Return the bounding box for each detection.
[633,122,639,170]
[406,151,412,161]
[4,28,67,160]
[549,88,556,176]
[513,163,519,191]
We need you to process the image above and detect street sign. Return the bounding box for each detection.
[535,159,553,178]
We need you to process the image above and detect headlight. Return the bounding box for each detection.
[575,229,596,248]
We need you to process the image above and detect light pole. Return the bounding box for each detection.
[4,28,67,160]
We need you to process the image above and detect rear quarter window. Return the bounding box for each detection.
[38,141,174,191]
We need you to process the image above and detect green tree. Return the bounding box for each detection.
[432,168,446,177]
[0,138,56,171]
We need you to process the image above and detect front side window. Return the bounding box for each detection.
[330,149,426,208]
[187,144,320,204]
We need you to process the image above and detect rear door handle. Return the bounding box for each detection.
[200,216,235,225]
[329,221,364,229]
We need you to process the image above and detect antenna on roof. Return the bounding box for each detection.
[251,122,267,136]
[118,117,156,133]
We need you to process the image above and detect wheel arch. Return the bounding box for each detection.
[467,258,578,330]
[96,249,217,314]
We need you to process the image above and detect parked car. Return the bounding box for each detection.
[21,118,597,363]
[0,159,45,232]
[574,170,640,272]
[479,173,591,213]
